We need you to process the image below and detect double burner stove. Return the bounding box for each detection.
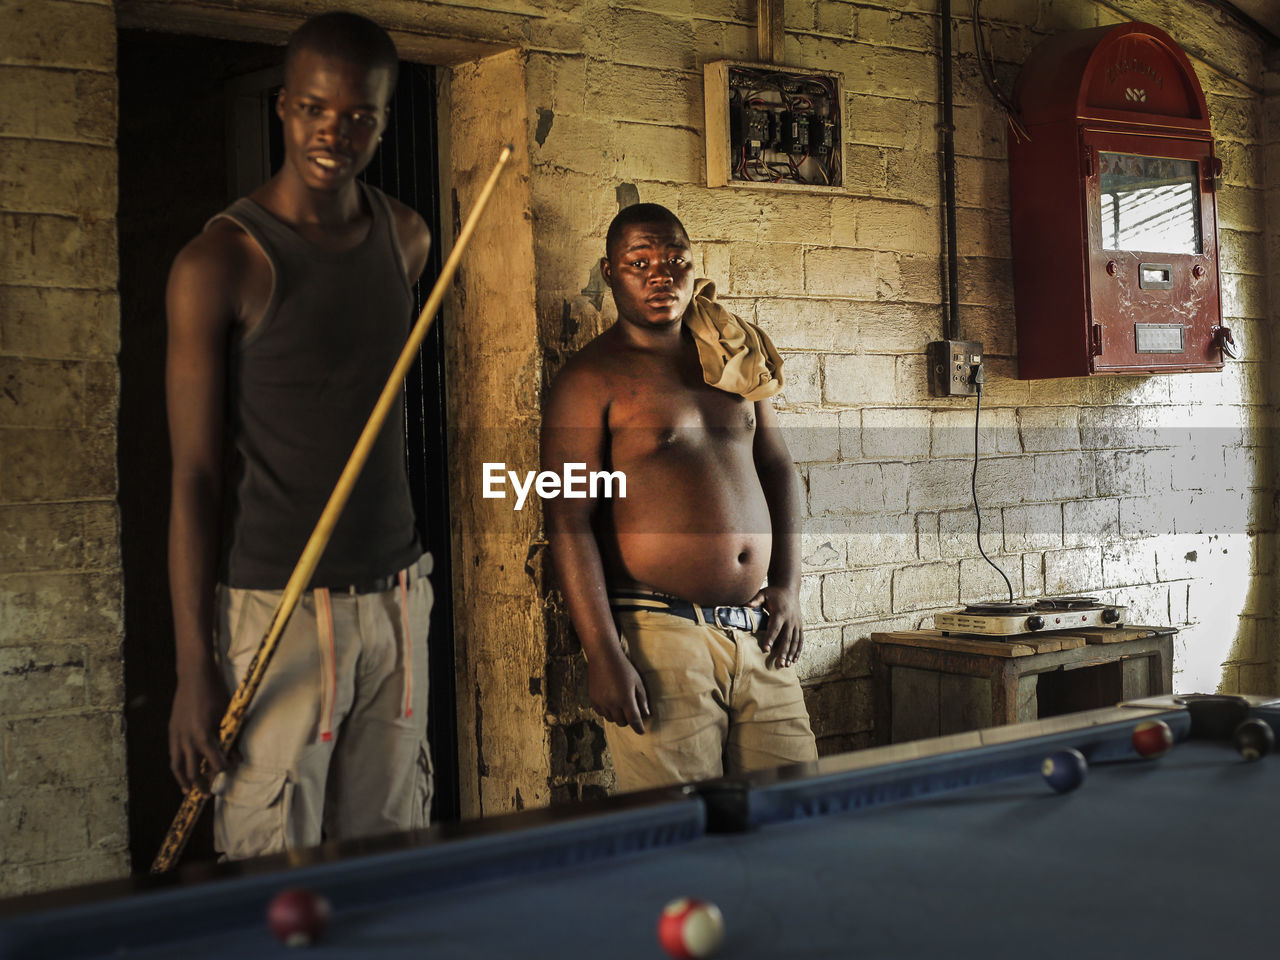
[934,596,1125,637]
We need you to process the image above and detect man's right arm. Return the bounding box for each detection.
[541,364,649,734]
[164,229,240,791]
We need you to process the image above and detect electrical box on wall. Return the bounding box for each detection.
[928,340,984,397]
[1008,22,1226,378]
[704,60,843,191]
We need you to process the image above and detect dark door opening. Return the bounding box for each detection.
[117,29,457,872]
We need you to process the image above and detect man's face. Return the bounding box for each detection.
[276,49,392,193]
[601,220,695,329]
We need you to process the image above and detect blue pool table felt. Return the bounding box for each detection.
[3,704,1275,959]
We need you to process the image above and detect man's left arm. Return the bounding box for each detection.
[750,399,803,668]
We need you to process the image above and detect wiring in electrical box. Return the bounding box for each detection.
[705,61,843,190]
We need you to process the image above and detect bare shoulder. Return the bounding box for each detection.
[385,193,429,241]
[383,192,425,228]
[384,194,431,281]
[545,332,621,421]
[551,330,623,388]
[167,218,257,308]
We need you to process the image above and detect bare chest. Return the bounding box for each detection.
[607,357,756,457]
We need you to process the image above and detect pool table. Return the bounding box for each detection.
[2,696,1276,958]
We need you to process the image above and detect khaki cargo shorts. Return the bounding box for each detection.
[605,602,817,793]
[212,555,434,860]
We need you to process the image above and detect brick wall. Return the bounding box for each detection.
[1263,47,1280,696]
[530,0,1279,783]
[524,0,1274,798]
[0,0,130,895]
[0,0,1276,893]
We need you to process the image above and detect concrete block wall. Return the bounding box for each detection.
[1263,47,1280,697]
[0,0,130,896]
[527,0,1280,788]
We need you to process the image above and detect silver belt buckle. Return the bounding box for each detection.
[714,605,751,630]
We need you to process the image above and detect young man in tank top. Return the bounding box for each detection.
[541,204,817,792]
[165,12,435,859]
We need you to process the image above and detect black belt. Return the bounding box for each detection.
[610,591,767,631]
[344,572,401,595]
[341,554,432,595]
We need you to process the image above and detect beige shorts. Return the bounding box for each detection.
[605,604,817,793]
[212,555,434,860]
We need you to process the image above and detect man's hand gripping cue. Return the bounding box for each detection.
[168,660,230,794]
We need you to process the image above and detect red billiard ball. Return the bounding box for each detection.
[1232,718,1275,762]
[1132,719,1174,758]
[267,887,331,947]
[657,898,724,959]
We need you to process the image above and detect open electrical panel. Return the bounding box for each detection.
[704,60,844,190]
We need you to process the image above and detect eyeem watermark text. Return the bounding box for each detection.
[482,463,627,510]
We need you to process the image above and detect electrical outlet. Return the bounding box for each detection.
[927,340,984,397]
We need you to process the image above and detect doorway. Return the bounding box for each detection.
[116,29,458,871]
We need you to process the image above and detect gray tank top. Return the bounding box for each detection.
[210,183,421,589]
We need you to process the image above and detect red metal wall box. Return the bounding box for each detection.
[1008,22,1225,378]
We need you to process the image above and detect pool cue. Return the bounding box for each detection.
[151,144,515,874]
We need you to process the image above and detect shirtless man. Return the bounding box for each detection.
[542,203,817,791]
[166,12,435,858]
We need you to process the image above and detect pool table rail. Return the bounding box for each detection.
[698,704,1192,830]
[0,786,703,960]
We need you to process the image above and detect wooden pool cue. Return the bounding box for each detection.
[151,144,515,874]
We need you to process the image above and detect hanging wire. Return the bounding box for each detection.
[971,0,1031,143]
[971,377,1015,603]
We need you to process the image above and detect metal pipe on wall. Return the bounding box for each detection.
[940,0,961,342]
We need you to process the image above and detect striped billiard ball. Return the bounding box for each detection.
[658,898,724,959]
[1232,718,1275,762]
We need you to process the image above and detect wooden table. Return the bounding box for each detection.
[870,626,1175,745]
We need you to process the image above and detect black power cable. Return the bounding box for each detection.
[971,367,1015,603]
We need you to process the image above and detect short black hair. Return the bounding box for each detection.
[605,203,689,260]
[285,12,400,90]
